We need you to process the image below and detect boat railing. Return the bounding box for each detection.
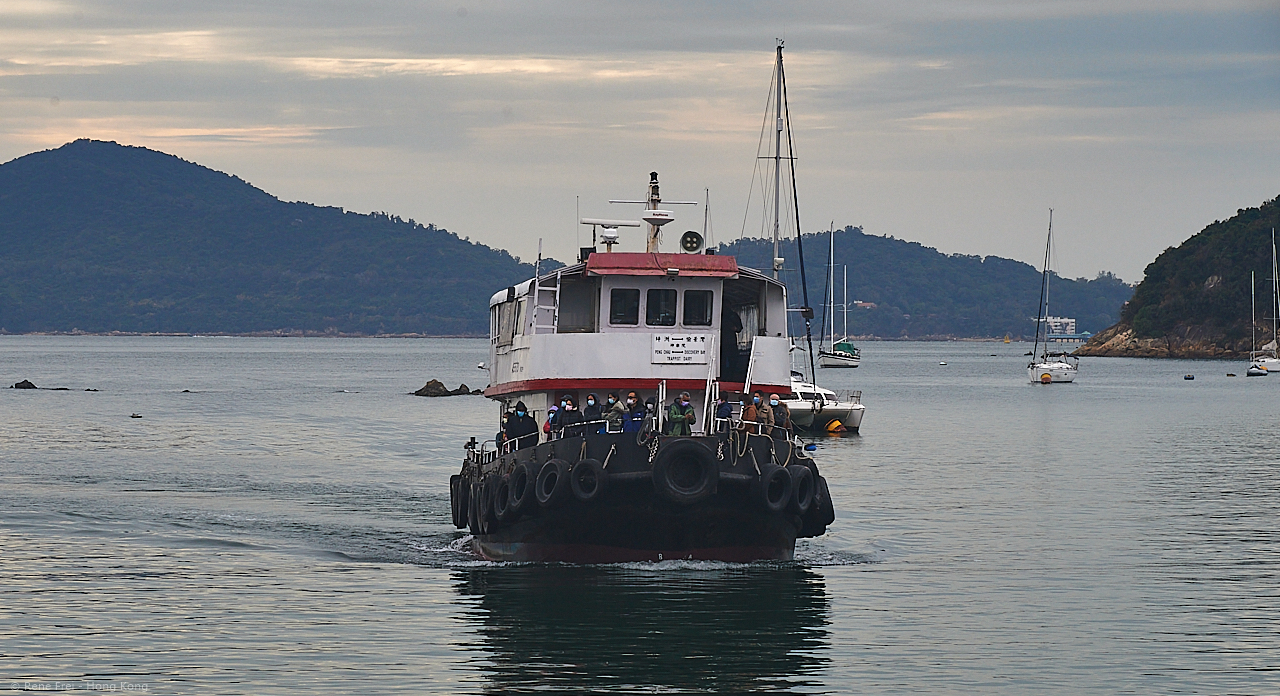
[832,389,861,405]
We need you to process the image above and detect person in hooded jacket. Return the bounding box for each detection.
[605,393,625,432]
[503,401,539,450]
[558,395,586,437]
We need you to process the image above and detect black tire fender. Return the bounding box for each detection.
[450,474,466,529]
[758,463,792,513]
[785,464,815,516]
[570,458,608,502]
[494,474,515,523]
[508,461,535,517]
[535,458,571,508]
[478,476,498,534]
[467,481,482,535]
[651,438,718,505]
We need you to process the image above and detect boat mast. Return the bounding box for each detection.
[1252,270,1257,357]
[1032,209,1052,363]
[646,172,661,253]
[828,222,836,348]
[1272,228,1277,350]
[843,265,848,340]
[772,41,783,280]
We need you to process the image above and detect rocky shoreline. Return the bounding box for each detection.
[1073,323,1261,359]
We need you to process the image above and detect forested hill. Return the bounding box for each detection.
[719,230,1133,339]
[0,139,549,335]
[1077,195,1280,357]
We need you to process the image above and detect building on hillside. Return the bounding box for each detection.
[1044,316,1092,342]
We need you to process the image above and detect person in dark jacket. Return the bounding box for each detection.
[503,401,539,450]
[769,393,792,439]
[558,395,586,437]
[714,394,733,432]
[583,393,603,422]
[622,391,646,433]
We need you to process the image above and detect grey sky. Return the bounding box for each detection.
[2,1,1277,281]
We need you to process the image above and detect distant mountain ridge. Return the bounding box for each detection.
[720,231,1132,339]
[1,139,1131,338]
[0,139,548,335]
[1077,195,1280,358]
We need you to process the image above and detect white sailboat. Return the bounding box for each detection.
[817,223,860,368]
[1251,229,1280,371]
[1027,209,1079,384]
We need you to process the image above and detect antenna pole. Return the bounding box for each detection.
[646,171,661,253]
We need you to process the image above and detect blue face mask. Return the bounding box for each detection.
[608,397,616,404]
[515,411,525,417]
[753,396,761,404]
[587,399,595,406]
[770,399,779,406]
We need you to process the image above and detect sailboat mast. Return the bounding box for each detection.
[1032,209,1052,361]
[1253,270,1257,355]
[1272,228,1277,348]
[771,41,784,280]
[843,265,848,340]
[828,222,835,347]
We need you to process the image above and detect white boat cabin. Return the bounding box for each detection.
[485,251,793,427]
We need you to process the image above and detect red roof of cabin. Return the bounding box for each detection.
[584,252,739,278]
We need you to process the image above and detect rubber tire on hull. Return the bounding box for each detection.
[570,458,607,503]
[508,461,535,517]
[758,463,792,513]
[467,481,482,535]
[651,439,718,505]
[450,474,466,529]
[786,465,815,516]
[478,477,498,534]
[494,474,516,524]
[536,458,572,509]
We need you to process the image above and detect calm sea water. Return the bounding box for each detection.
[2,336,1278,694]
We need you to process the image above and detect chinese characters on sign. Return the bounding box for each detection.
[651,334,710,364]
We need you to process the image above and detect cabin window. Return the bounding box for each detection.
[496,301,518,346]
[557,278,597,333]
[683,290,713,326]
[610,288,640,325]
[646,289,677,326]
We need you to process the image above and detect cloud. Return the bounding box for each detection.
[0,1,1277,281]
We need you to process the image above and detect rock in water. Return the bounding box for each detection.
[12,380,37,389]
[413,380,481,397]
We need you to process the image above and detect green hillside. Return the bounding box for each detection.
[1074,195,1280,357]
[720,231,1132,339]
[0,140,547,335]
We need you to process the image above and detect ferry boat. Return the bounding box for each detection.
[450,45,835,563]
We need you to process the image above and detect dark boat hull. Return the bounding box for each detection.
[471,500,800,563]
[455,431,834,564]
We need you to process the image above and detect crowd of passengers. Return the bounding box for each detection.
[497,390,793,452]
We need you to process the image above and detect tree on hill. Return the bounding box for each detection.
[0,139,556,335]
[718,229,1133,339]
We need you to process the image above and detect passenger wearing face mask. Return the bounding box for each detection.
[622,391,646,433]
[665,391,697,437]
[503,400,539,450]
[605,393,625,432]
[768,392,791,439]
[747,389,773,435]
[583,393,603,422]
[558,395,585,438]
